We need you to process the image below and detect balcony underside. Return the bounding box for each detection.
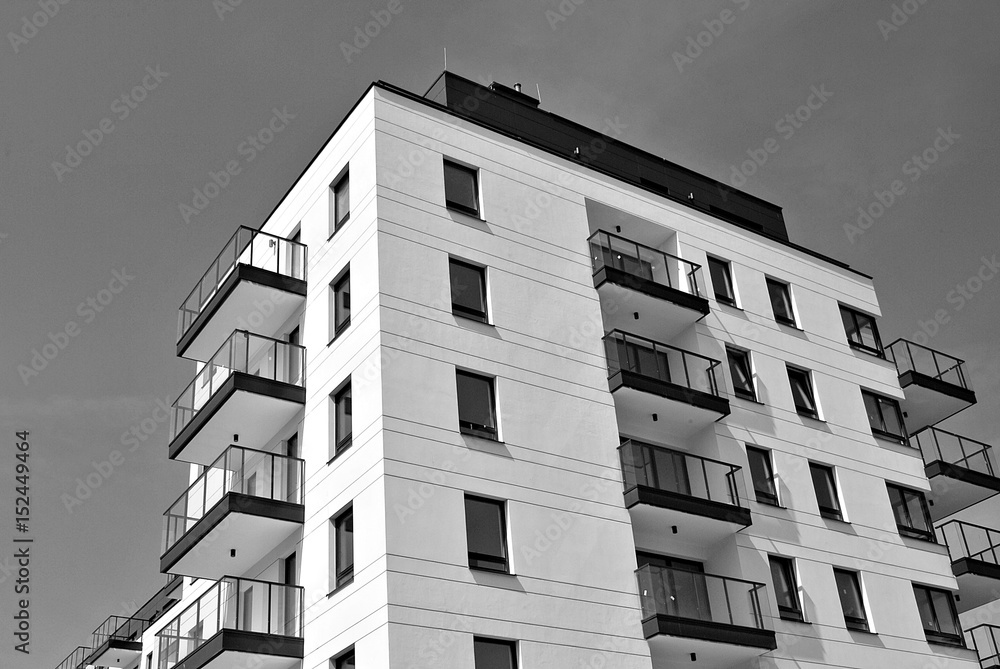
[161,493,303,579]
[953,559,1000,613]
[925,461,1000,521]
[625,486,749,560]
[610,372,730,443]
[594,268,709,342]
[644,615,776,669]
[87,640,142,669]
[898,371,976,433]
[169,374,305,465]
[178,264,306,361]
[169,630,302,669]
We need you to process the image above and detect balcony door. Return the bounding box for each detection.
[283,552,298,636]
[637,552,711,621]
[286,327,301,386]
[618,338,671,383]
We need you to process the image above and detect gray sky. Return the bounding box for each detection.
[1,1,998,666]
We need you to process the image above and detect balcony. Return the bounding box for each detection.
[913,427,1000,520]
[636,565,775,668]
[939,521,1000,613]
[887,339,976,432]
[161,445,304,578]
[589,230,709,341]
[620,440,749,558]
[83,615,150,668]
[605,330,729,442]
[966,625,1000,669]
[169,330,305,465]
[177,226,307,361]
[156,577,303,669]
[55,647,91,669]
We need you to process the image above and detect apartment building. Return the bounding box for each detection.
[55,71,995,669]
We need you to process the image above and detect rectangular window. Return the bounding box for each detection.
[457,370,498,440]
[766,278,796,326]
[887,483,935,541]
[913,585,963,646]
[474,637,517,669]
[465,494,508,573]
[810,463,843,520]
[769,555,803,621]
[444,159,480,216]
[726,346,756,401]
[333,649,355,669]
[840,305,884,357]
[747,446,779,506]
[330,381,352,459]
[450,258,488,323]
[834,569,869,632]
[787,366,819,419]
[330,505,354,590]
[707,256,736,306]
[330,171,349,236]
[862,390,907,443]
[330,267,351,340]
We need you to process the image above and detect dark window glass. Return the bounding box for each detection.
[332,506,354,588]
[913,585,962,646]
[465,495,508,572]
[887,484,935,541]
[457,370,497,440]
[444,160,479,216]
[767,278,796,326]
[747,446,779,505]
[840,306,884,356]
[623,441,691,496]
[707,257,736,306]
[331,382,352,457]
[333,649,355,669]
[473,637,517,669]
[450,258,488,322]
[331,172,349,235]
[787,367,818,418]
[769,556,803,621]
[727,347,756,401]
[862,390,907,443]
[331,269,351,339]
[834,569,868,631]
[810,463,842,520]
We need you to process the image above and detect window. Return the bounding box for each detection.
[457,370,498,440]
[912,585,963,646]
[834,569,869,632]
[474,637,517,669]
[444,159,479,216]
[146,653,153,669]
[726,347,756,401]
[330,505,354,590]
[861,390,907,443]
[887,484,935,541]
[769,556,803,621]
[330,171,349,236]
[840,305,884,357]
[332,648,355,669]
[465,494,508,573]
[810,463,843,520]
[330,380,352,459]
[450,258,488,323]
[766,278,796,326]
[747,446,779,506]
[330,267,351,341]
[787,366,819,419]
[707,256,736,306]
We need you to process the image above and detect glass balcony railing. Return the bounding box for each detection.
[966,625,1000,668]
[55,647,91,669]
[589,230,704,298]
[178,226,306,341]
[157,577,303,669]
[636,564,767,630]
[620,439,743,508]
[605,330,722,397]
[886,339,971,390]
[170,330,305,441]
[912,427,995,476]
[91,614,149,646]
[164,445,304,554]
[939,520,1000,566]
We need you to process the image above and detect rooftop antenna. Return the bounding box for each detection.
[536,83,542,103]
[443,47,447,70]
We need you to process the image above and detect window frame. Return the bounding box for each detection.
[787,365,820,419]
[473,636,518,669]
[456,369,499,441]
[464,494,509,574]
[330,504,354,591]
[706,256,737,307]
[330,266,351,343]
[861,389,907,444]
[747,446,780,506]
[766,277,797,327]
[449,257,489,323]
[886,483,935,542]
[833,568,870,632]
[443,158,481,217]
[726,346,757,402]
[332,647,355,669]
[840,305,884,357]
[912,584,964,647]
[768,555,804,622]
[330,169,350,238]
[329,379,352,461]
[809,462,844,521]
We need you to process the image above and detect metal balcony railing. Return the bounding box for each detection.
[939,520,1000,566]
[55,647,91,669]
[91,614,149,646]
[170,330,305,441]
[886,339,971,391]
[178,226,306,341]
[966,624,1000,668]
[156,577,303,669]
[912,427,995,476]
[636,564,767,630]
[163,445,304,553]
[619,439,742,508]
[605,330,722,397]
[588,230,704,298]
